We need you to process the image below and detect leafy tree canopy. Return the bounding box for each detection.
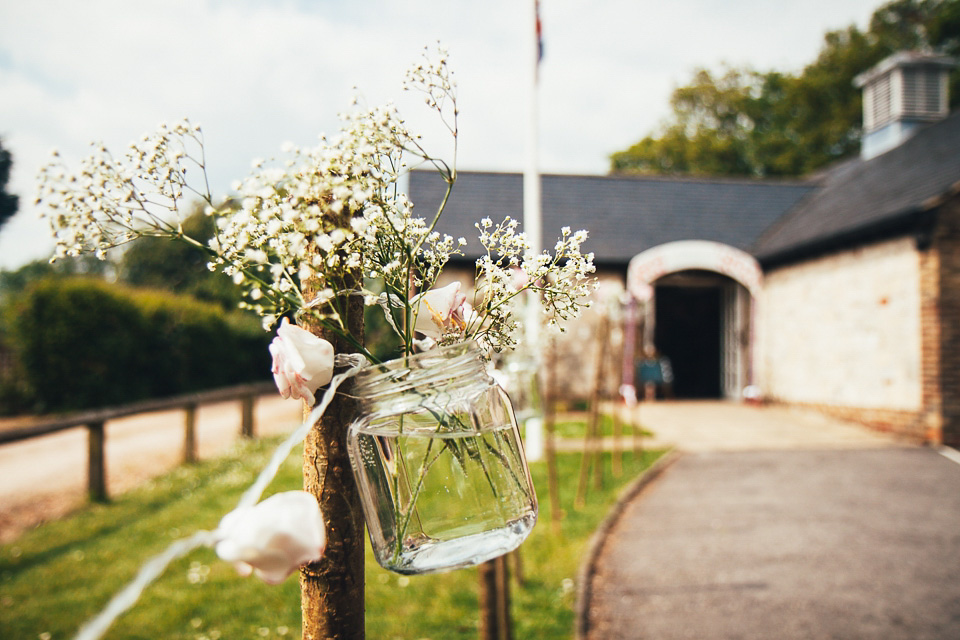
[0,139,18,232]
[610,0,960,177]
[0,202,241,309]
[0,255,110,307]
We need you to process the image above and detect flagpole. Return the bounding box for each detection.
[524,0,542,262]
[523,0,544,462]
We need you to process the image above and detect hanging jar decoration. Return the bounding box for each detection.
[347,341,538,575]
[496,351,543,423]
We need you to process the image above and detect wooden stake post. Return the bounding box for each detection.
[543,335,562,533]
[300,284,366,640]
[576,314,610,507]
[479,555,513,640]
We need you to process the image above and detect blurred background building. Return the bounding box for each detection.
[412,51,960,446]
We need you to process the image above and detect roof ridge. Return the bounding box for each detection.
[411,168,814,188]
[753,109,960,263]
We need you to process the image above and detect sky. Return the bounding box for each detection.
[0,0,884,270]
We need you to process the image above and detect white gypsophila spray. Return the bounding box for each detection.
[37,121,210,260]
[36,45,595,363]
[462,217,596,353]
[207,99,414,332]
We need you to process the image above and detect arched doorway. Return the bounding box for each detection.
[627,241,762,400]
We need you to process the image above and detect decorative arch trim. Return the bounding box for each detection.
[627,240,763,301]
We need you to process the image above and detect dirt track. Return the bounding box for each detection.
[0,396,302,543]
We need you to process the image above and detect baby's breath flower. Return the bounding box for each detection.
[462,217,596,353]
[35,44,594,363]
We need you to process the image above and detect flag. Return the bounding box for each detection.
[536,0,544,63]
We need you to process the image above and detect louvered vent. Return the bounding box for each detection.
[855,52,956,159]
[902,67,944,118]
[865,72,893,130]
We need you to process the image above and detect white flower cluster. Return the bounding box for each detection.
[35,45,596,363]
[405,44,459,138]
[208,100,414,329]
[37,121,207,260]
[362,195,465,298]
[467,217,596,353]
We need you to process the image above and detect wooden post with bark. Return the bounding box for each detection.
[479,555,513,640]
[300,278,366,640]
[479,561,498,638]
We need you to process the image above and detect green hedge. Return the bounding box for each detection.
[7,278,271,412]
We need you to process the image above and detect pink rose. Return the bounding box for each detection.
[214,491,326,585]
[510,266,529,291]
[269,318,335,405]
[413,281,475,339]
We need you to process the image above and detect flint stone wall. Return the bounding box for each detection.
[758,235,930,440]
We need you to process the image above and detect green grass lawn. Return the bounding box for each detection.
[0,429,663,639]
[553,412,653,440]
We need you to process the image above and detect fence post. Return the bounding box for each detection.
[184,403,198,463]
[241,394,255,439]
[544,335,562,534]
[512,549,524,587]
[87,421,108,502]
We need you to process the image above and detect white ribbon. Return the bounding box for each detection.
[73,354,368,640]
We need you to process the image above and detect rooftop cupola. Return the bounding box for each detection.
[854,51,956,160]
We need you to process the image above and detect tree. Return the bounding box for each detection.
[0,140,18,232]
[118,202,242,310]
[610,67,761,175]
[610,0,960,177]
[0,255,111,306]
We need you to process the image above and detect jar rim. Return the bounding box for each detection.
[353,340,487,398]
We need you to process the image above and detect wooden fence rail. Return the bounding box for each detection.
[0,381,277,502]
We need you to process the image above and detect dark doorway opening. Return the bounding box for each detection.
[654,281,722,398]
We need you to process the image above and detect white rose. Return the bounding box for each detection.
[269,317,335,405]
[214,491,326,585]
[412,281,475,339]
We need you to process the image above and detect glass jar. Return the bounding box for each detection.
[497,353,543,422]
[347,341,538,575]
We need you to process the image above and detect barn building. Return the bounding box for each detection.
[410,51,960,445]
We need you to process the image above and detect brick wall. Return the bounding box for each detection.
[934,193,960,445]
[919,226,942,444]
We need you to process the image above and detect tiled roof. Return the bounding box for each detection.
[410,110,960,269]
[753,110,960,264]
[410,171,815,266]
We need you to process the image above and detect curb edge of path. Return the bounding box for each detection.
[573,449,683,640]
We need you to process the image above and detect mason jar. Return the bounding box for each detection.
[346,341,538,574]
[498,353,543,422]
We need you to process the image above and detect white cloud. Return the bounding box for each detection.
[0,0,881,269]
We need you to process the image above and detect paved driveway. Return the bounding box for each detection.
[581,401,960,639]
[626,400,908,451]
